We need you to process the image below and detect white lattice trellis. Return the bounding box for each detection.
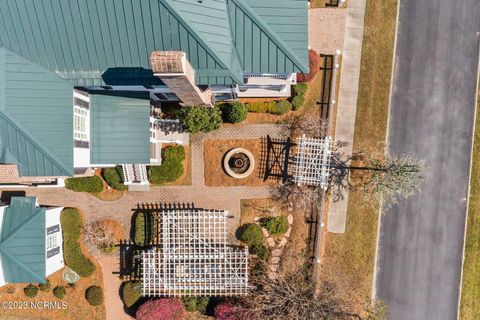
[294,136,333,189]
[141,209,249,297]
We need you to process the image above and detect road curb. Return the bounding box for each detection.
[371,0,401,301]
[456,36,480,320]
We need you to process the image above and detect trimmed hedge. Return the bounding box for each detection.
[61,208,96,277]
[246,101,277,113]
[261,216,289,236]
[177,106,222,133]
[292,95,305,111]
[293,83,308,96]
[24,284,38,298]
[39,280,51,292]
[134,212,156,246]
[85,285,103,306]
[271,100,292,115]
[53,286,66,299]
[65,176,103,193]
[239,224,264,246]
[297,49,320,83]
[221,102,248,123]
[122,281,143,308]
[148,146,185,185]
[102,167,127,191]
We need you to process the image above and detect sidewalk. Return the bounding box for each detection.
[328,0,367,233]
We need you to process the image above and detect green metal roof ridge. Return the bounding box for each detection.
[0,112,73,176]
[0,204,44,245]
[230,0,310,73]
[0,250,45,283]
[161,0,244,84]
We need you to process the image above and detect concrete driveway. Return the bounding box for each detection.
[375,1,480,319]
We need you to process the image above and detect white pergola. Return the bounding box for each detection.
[141,209,249,297]
[294,136,333,189]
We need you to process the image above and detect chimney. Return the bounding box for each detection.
[150,51,213,106]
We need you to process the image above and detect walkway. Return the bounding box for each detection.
[327,0,366,233]
[308,7,346,55]
[0,124,285,320]
[375,1,480,319]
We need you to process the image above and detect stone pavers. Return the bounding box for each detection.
[308,8,347,55]
[0,123,285,320]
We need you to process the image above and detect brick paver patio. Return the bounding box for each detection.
[0,124,286,320]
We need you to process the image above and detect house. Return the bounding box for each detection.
[0,197,64,286]
[0,0,308,185]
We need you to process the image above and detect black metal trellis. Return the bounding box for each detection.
[259,135,293,182]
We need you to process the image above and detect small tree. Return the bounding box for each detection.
[177,106,222,133]
[53,286,66,299]
[222,102,248,123]
[136,298,185,320]
[85,286,103,306]
[330,148,426,207]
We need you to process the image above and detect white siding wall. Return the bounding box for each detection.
[0,206,6,287]
[45,207,65,277]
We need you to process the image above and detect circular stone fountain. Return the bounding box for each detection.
[223,148,255,179]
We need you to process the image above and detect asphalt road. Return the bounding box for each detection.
[375,1,480,319]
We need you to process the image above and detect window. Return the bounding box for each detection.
[47,234,58,250]
[74,106,88,140]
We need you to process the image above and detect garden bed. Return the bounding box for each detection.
[204,139,274,187]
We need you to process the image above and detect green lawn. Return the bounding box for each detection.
[460,90,480,320]
[320,0,398,312]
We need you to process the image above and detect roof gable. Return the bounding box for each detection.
[0,47,74,177]
[0,197,46,283]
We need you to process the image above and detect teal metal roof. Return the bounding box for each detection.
[0,0,308,86]
[90,93,150,165]
[0,47,74,177]
[0,197,46,284]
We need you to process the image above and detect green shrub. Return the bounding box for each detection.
[134,212,156,246]
[85,286,103,306]
[61,208,96,277]
[293,83,308,96]
[24,284,38,298]
[222,102,247,123]
[251,243,270,261]
[246,101,277,113]
[177,106,222,133]
[183,296,210,314]
[122,281,142,308]
[65,176,103,193]
[271,100,292,115]
[39,280,51,292]
[53,286,66,299]
[148,146,186,185]
[239,224,264,246]
[163,145,186,162]
[261,216,289,236]
[292,95,305,111]
[102,167,127,191]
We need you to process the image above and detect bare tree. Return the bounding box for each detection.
[84,220,116,252]
[236,271,361,320]
[289,114,326,138]
[330,146,426,207]
[270,182,320,212]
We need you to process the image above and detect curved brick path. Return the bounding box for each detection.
[0,124,286,320]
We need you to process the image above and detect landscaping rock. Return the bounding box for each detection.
[269,264,279,272]
[278,238,288,248]
[266,237,276,248]
[271,257,281,264]
[285,227,292,238]
[287,214,294,225]
[261,227,269,238]
[253,216,260,222]
[272,249,282,257]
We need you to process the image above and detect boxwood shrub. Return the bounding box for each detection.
[148,146,185,185]
[293,83,308,96]
[271,100,292,115]
[134,212,156,246]
[183,296,210,314]
[24,284,38,298]
[65,176,103,193]
[39,280,51,292]
[122,281,142,308]
[61,208,96,277]
[261,216,289,236]
[85,285,103,306]
[102,167,127,191]
[292,95,305,111]
[177,105,222,133]
[221,102,248,123]
[239,224,264,246]
[53,286,66,299]
[246,101,277,113]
